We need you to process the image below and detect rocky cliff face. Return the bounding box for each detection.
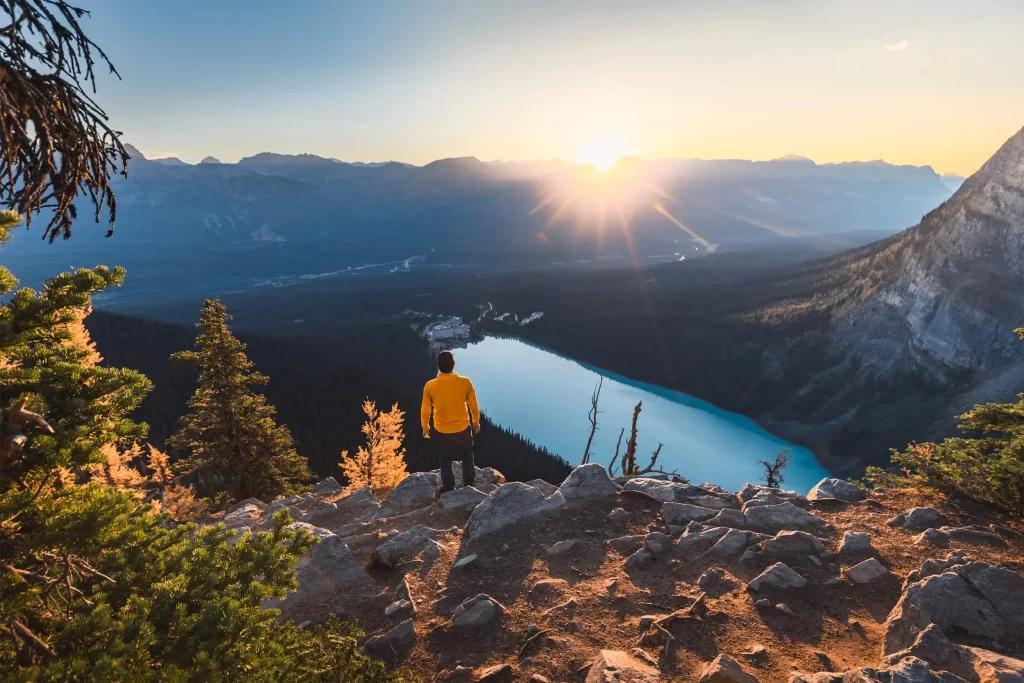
[841,125,1024,379]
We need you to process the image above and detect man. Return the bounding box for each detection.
[421,350,481,493]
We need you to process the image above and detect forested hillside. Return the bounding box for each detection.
[86,310,570,484]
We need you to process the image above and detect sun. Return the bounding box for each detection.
[578,136,629,171]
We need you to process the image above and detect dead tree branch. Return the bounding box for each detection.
[582,377,602,465]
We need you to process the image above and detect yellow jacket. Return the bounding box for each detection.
[421,373,480,434]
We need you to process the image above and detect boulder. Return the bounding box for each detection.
[622,477,701,501]
[525,478,559,496]
[888,507,947,533]
[807,478,866,503]
[361,618,414,657]
[384,599,413,618]
[663,502,720,525]
[698,654,760,683]
[880,624,984,682]
[268,494,307,513]
[439,463,505,487]
[529,578,568,599]
[883,562,1024,655]
[642,531,674,557]
[624,549,654,572]
[311,477,343,496]
[477,664,514,681]
[373,526,453,568]
[905,551,970,586]
[222,503,263,529]
[382,472,439,511]
[791,657,974,683]
[606,507,629,524]
[585,649,661,683]
[743,487,809,510]
[439,486,489,511]
[761,530,826,557]
[690,495,737,510]
[226,497,268,515]
[845,558,891,584]
[451,594,505,629]
[839,531,874,554]
[559,464,618,500]
[333,486,380,521]
[913,526,1007,548]
[748,562,808,591]
[547,539,582,556]
[464,483,565,542]
[744,503,832,537]
[265,523,372,608]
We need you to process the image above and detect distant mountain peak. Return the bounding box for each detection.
[200,156,221,164]
[123,143,145,161]
[774,154,814,163]
[153,157,189,166]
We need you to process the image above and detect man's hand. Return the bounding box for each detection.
[473,423,481,435]
[423,430,430,439]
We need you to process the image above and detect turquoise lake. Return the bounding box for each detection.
[454,336,830,494]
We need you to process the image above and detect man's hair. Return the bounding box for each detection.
[437,350,455,373]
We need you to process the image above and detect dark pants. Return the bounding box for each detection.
[432,427,475,492]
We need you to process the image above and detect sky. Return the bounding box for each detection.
[80,0,1024,175]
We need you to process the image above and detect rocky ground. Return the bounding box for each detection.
[209,465,1024,682]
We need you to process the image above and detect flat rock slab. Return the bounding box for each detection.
[913,526,1007,548]
[373,526,453,568]
[839,531,874,554]
[742,487,809,509]
[439,486,489,511]
[585,649,661,683]
[748,562,808,591]
[525,479,559,497]
[361,618,414,656]
[663,502,720,525]
[609,535,646,554]
[761,530,825,557]
[451,594,505,629]
[311,477,343,496]
[744,503,832,537]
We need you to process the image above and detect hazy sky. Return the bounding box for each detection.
[82,0,1023,175]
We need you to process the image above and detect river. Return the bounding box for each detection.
[454,336,830,493]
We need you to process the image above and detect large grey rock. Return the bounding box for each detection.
[840,531,874,554]
[761,530,825,557]
[881,624,990,682]
[807,478,866,503]
[451,594,505,628]
[643,531,674,557]
[226,497,268,515]
[586,649,661,683]
[698,654,760,683]
[608,535,647,554]
[905,552,970,587]
[663,502,720,525]
[333,486,380,521]
[888,507,947,533]
[451,554,479,571]
[548,539,582,556]
[708,508,747,529]
[744,503,832,537]
[381,472,438,511]
[559,463,617,500]
[465,482,565,541]
[525,478,558,497]
[606,507,629,524]
[438,485,488,511]
[883,562,1024,655]
[361,618,414,656]
[845,558,891,584]
[268,493,309,513]
[311,477,343,496]
[743,487,809,510]
[676,525,730,553]
[624,549,654,572]
[748,562,808,591]
[622,477,702,501]
[222,503,263,529]
[433,463,505,487]
[265,523,372,608]
[372,526,453,568]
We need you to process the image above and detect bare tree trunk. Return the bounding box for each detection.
[582,378,603,465]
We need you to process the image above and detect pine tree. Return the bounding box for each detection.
[1,224,410,680]
[168,298,310,504]
[340,399,408,492]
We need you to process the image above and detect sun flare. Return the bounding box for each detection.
[578,136,629,171]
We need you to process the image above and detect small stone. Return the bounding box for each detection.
[639,615,658,630]
[698,654,760,683]
[452,554,479,571]
[775,603,796,616]
[630,648,660,667]
[624,549,655,571]
[748,562,808,591]
[755,599,772,608]
[607,507,629,524]
[527,624,539,636]
[384,599,412,617]
[887,507,946,532]
[528,676,549,683]
[698,568,723,590]
[740,645,768,662]
[361,618,415,656]
[844,557,890,584]
[839,531,873,554]
[824,577,842,587]
[814,651,832,670]
[477,664,513,681]
[547,539,582,556]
